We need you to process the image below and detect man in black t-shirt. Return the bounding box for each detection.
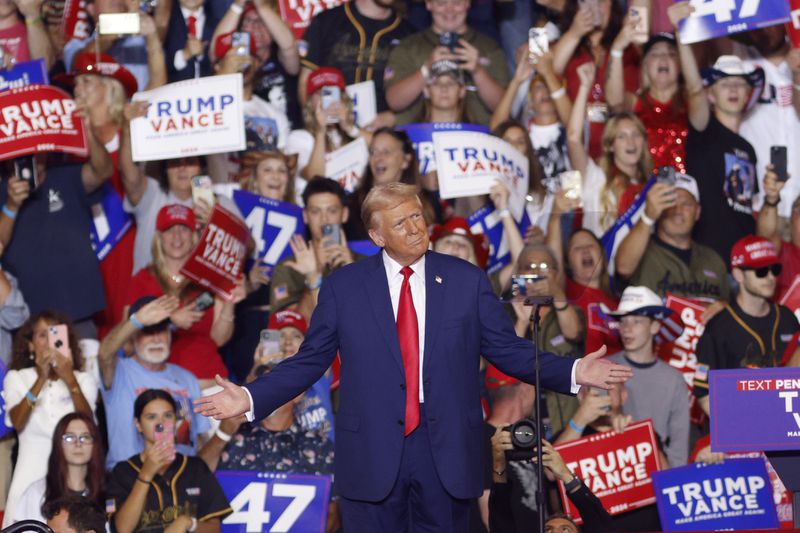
[694,236,800,415]
[297,0,414,130]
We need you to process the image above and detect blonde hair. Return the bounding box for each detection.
[597,113,652,230]
[361,183,422,231]
[100,76,126,127]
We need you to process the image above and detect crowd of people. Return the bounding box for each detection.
[0,0,799,530]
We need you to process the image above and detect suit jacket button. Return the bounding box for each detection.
[397,419,404,426]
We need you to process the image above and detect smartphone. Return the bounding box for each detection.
[656,165,676,186]
[559,170,583,207]
[98,13,141,35]
[321,223,341,247]
[191,175,215,207]
[629,6,649,44]
[47,324,72,359]
[580,0,602,27]
[259,329,281,357]
[439,31,459,52]
[154,421,176,461]
[15,155,38,190]
[193,291,214,312]
[511,274,545,297]
[231,31,250,56]
[771,145,788,183]
[528,27,549,60]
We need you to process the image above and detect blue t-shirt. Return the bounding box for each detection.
[102,356,211,470]
[294,372,335,443]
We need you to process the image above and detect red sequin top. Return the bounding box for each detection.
[634,93,688,173]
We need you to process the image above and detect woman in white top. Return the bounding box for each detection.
[567,61,652,237]
[8,412,105,524]
[1,312,98,527]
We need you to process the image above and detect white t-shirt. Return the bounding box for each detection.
[738,44,800,218]
[581,158,616,237]
[1,369,98,528]
[7,478,46,524]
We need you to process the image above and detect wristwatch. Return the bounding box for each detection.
[564,473,581,493]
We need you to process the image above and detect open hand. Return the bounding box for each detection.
[194,375,251,419]
[575,345,633,389]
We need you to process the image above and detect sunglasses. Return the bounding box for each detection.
[743,264,782,278]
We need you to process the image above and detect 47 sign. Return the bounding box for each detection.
[678,0,790,44]
[217,471,332,533]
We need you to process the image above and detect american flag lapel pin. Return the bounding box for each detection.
[435,275,442,284]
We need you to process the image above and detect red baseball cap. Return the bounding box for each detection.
[306,67,345,98]
[431,217,489,269]
[730,235,779,269]
[268,309,307,335]
[70,52,138,98]
[156,204,196,232]
[214,31,257,61]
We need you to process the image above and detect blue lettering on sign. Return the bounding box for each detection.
[402,122,489,176]
[0,58,48,93]
[678,0,790,44]
[149,94,236,117]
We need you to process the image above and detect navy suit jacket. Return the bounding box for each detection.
[245,251,577,501]
[163,1,221,82]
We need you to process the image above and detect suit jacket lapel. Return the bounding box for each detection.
[365,252,405,374]
[423,251,445,375]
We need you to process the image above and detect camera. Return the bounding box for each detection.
[439,31,459,52]
[502,417,540,461]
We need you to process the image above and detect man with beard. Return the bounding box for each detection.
[615,173,729,302]
[97,295,211,469]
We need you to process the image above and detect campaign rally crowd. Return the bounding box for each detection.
[0,0,799,529]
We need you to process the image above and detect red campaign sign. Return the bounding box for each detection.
[787,0,800,48]
[657,293,708,425]
[555,420,662,524]
[0,84,88,161]
[279,0,348,39]
[180,205,249,301]
[60,0,90,42]
[780,274,800,317]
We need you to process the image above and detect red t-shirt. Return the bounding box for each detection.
[565,277,622,355]
[0,22,30,63]
[565,45,641,159]
[126,268,229,379]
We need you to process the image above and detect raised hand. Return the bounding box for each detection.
[575,345,633,389]
[193,375,251,419]
[135,295,180,326]
[284,235,320,278]
[576,61,596,88]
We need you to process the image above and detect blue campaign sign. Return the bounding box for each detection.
[652,458,777,531]
[402,122,489,176]
[0,58,48,92]
[468,205,511,274]
[678,0,790,44]
[601,176,655,277]
[217,470,332,533]
[0,360,12,439]
[90,183,134,261]
[347,239,380,257]
[233,190,305,268]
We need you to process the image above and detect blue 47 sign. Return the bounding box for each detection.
[678,0,790,44]
[233,190,305,268]
[217,471,332,533]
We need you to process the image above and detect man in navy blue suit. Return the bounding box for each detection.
[195,183,632,531]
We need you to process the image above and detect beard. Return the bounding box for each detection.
[138,342,170,364]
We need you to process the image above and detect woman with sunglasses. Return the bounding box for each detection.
[8,412,105,523]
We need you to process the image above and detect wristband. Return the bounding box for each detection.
[763,198,780,207]
[564,473,581,492]
[610,48,624,59]
[2,206,17,220]
[420,64,430,81]
[189,517,198,533]
[497,208,511,219]
[640,211,655,227]
[136,476,151,485]
[25,16,42,26]
[129,314,144,330]
[25,390,37,405]
[215,428,232,442]
[554,301,569,311]
[550,86,566,99]
[568,418,585,433]
[305,276,322,290]
[229,2,243,13]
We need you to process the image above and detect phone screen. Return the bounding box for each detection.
[771,146,788,182]
[259,329,281,357]
[98,13,141,34]
[321,223,341,247]
[15,156,37,190]
[191,175,215,207]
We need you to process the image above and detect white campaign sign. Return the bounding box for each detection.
[324,136,369,193]
[345,80,377,128]
[433,131,529,220]
[130,74,245,161]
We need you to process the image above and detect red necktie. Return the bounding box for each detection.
[187,15,197,38]
[397,266,420,436]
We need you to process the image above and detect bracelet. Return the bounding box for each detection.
[25,390,37,405]
[129,314,144,330]
[229,2,243,13]
[554,301,569,311]
[188,517,198,533]
[568,418,585,433]
[763,198,780,207]
[305,276,322,290]
[640,211,655,227]
[2,205,17,220]
[25,16,42,26]
[136,476,151,485]
[610,48,624,59]
[68,384,80,395]
[215,428,232,442]
[497,208,511,219]
[564,473,581,492]
[550,86,566,99]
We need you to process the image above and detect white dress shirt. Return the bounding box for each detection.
[174,6,206,71]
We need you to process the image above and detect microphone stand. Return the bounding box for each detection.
[525,294,553,533]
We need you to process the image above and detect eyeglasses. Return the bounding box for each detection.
[744,264,782,278]
[62,433,94,445]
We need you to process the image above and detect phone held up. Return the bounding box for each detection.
[47,324,72,363]
[771,145,788,183]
